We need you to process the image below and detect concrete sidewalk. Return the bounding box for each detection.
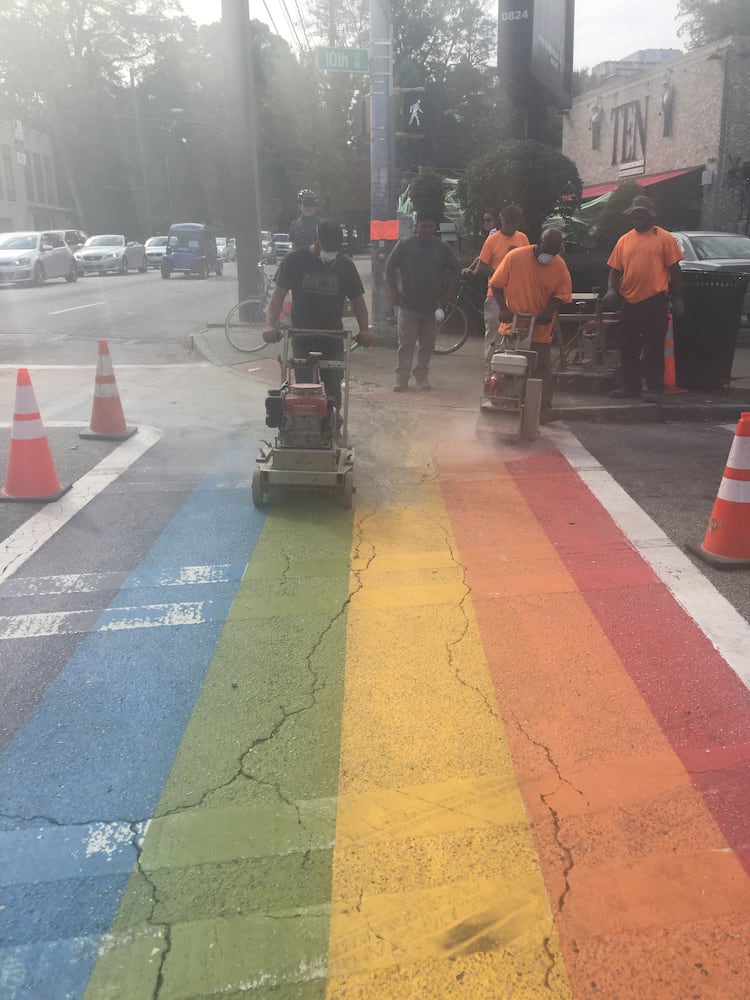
[194,248,750,424]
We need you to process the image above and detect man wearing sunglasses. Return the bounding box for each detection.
[489,228,572,420]
[464,205,529,362]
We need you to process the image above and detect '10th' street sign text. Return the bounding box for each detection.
[316,48,369,73]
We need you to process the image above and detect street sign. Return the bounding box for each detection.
[316,47,369,73]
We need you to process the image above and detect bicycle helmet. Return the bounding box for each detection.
[298,189,317,206]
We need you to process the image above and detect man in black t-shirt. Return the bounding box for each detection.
[263,220,369,414]
[385,211,460,390]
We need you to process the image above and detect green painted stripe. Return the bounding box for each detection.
[84,506,354,1000]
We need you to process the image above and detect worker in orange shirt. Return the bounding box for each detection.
[489,228,572,420]
[604,194,684,403]
[465,205,530,362]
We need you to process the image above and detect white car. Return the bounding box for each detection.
[215,237,228,262]
[0,231,78,286]
[75,235,148,275]
[144,235,168,268]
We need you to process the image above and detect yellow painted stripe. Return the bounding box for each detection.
[325,478,572,997]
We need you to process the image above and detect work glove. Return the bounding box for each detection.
[263,327,281,344]
[602,289,619,311]
[356,329,373,347]
[671,295,685,318]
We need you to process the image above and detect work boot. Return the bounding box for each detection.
[416,378,432,390]
[641,391,663,404]
[393,380,409,392]
[609,387,641,399]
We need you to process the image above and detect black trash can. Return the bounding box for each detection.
[673,270,749,390]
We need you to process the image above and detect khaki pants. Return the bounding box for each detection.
[395,307,436,383]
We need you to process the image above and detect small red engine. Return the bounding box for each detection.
[283,384,328,417]
[483,372,503,397]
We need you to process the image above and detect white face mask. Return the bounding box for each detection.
[537,252,555,265]
[319,250,338,263]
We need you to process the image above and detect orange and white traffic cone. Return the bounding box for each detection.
[663,313,687,395]
[80,339,137,440]
[688,412,750,568]
[1,368,70,502]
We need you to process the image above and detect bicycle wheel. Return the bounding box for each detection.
[224,298,267,352]
[434,303,469,354]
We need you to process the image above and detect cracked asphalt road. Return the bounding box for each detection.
[2,349,750,998]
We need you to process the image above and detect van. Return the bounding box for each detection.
[161,223,223,279]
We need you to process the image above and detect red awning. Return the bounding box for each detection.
[581,167,702,201]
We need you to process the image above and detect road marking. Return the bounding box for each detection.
[0,425,162,584]
[48,302,105,316]
[0,601,217,639]
[546,425,750,689]
[0,364,205,371]
[0,563,240,597]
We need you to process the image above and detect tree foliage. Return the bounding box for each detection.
[408,168,446,220]
[457,140,581,240]
[677,0,750,48]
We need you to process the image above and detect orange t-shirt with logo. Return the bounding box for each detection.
[607,226,683,303]
[489,245,572,343]
[479,229,530,294]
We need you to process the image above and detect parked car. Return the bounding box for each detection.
[225,238,237,262]
[273,232,293,259]
[0,230,78,285]
[48,229,88,273]
[75,235,148,275]
[672,231,750,321]
[215,237,228,262]
[144,235,169,268]
[261,230,275,262]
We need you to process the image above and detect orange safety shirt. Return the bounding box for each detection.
[489,245,572,343]
[607,226,683,303]
[479,229,530,295]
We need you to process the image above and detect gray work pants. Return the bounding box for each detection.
[483,295,500,362]
[395,307,436,383]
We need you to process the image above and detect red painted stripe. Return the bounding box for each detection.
[724,467,750,482]
[95,375,117,384]
[508,451,750,874]
[13,412,41,421]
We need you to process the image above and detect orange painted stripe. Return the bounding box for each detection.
[436,437,750,999]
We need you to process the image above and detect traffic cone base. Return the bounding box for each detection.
[689,412,750,568]
[1,368,70,502]
[81,339,137,440]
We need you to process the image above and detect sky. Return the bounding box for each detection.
[178,0,683,70]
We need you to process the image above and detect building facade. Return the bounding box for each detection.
[563,35,750,233]
[0,119,72,233]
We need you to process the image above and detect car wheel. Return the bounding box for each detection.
[119,257,128,274]
[33,262,46,286]
[65,262,78,283]
[160,264,171,279]
[197,262,208,279]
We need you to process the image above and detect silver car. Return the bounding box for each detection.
[75,235,148,275]
[0,230,78,285]
[144,235,169,268]
[672,231,750,321]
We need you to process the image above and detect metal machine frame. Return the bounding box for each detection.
[252,328,355,508]
[479,314,544,440]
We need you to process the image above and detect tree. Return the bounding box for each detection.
[457,140,581,240]
[408,168,446,220]
[677,0,750,48]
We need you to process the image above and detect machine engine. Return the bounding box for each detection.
[265,384,336,448]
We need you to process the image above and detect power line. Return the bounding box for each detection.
[260,0,281,36]
[277,0,303,52]
[291,0,311,50]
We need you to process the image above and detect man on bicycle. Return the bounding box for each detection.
[289,189,322,251]
[263,220,370,418]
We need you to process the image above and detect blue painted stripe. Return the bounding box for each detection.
[0,442,264,997]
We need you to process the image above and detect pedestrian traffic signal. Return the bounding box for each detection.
[397,89,440,134]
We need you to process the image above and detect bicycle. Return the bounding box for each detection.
[434,274,486,354]
[224,258,277,352]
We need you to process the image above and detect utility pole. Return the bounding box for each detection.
[369,0,395,332]
[221,0,262,301]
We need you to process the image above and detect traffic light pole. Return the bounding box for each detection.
[369,0,395,334]
[221,0,261,302]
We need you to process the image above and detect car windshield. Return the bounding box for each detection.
[0,234,37,250]
[146,237,168,247]
[274,234,289,242]
[85,235,125,247]
[216,238,226,246]
[689,234,750,261]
